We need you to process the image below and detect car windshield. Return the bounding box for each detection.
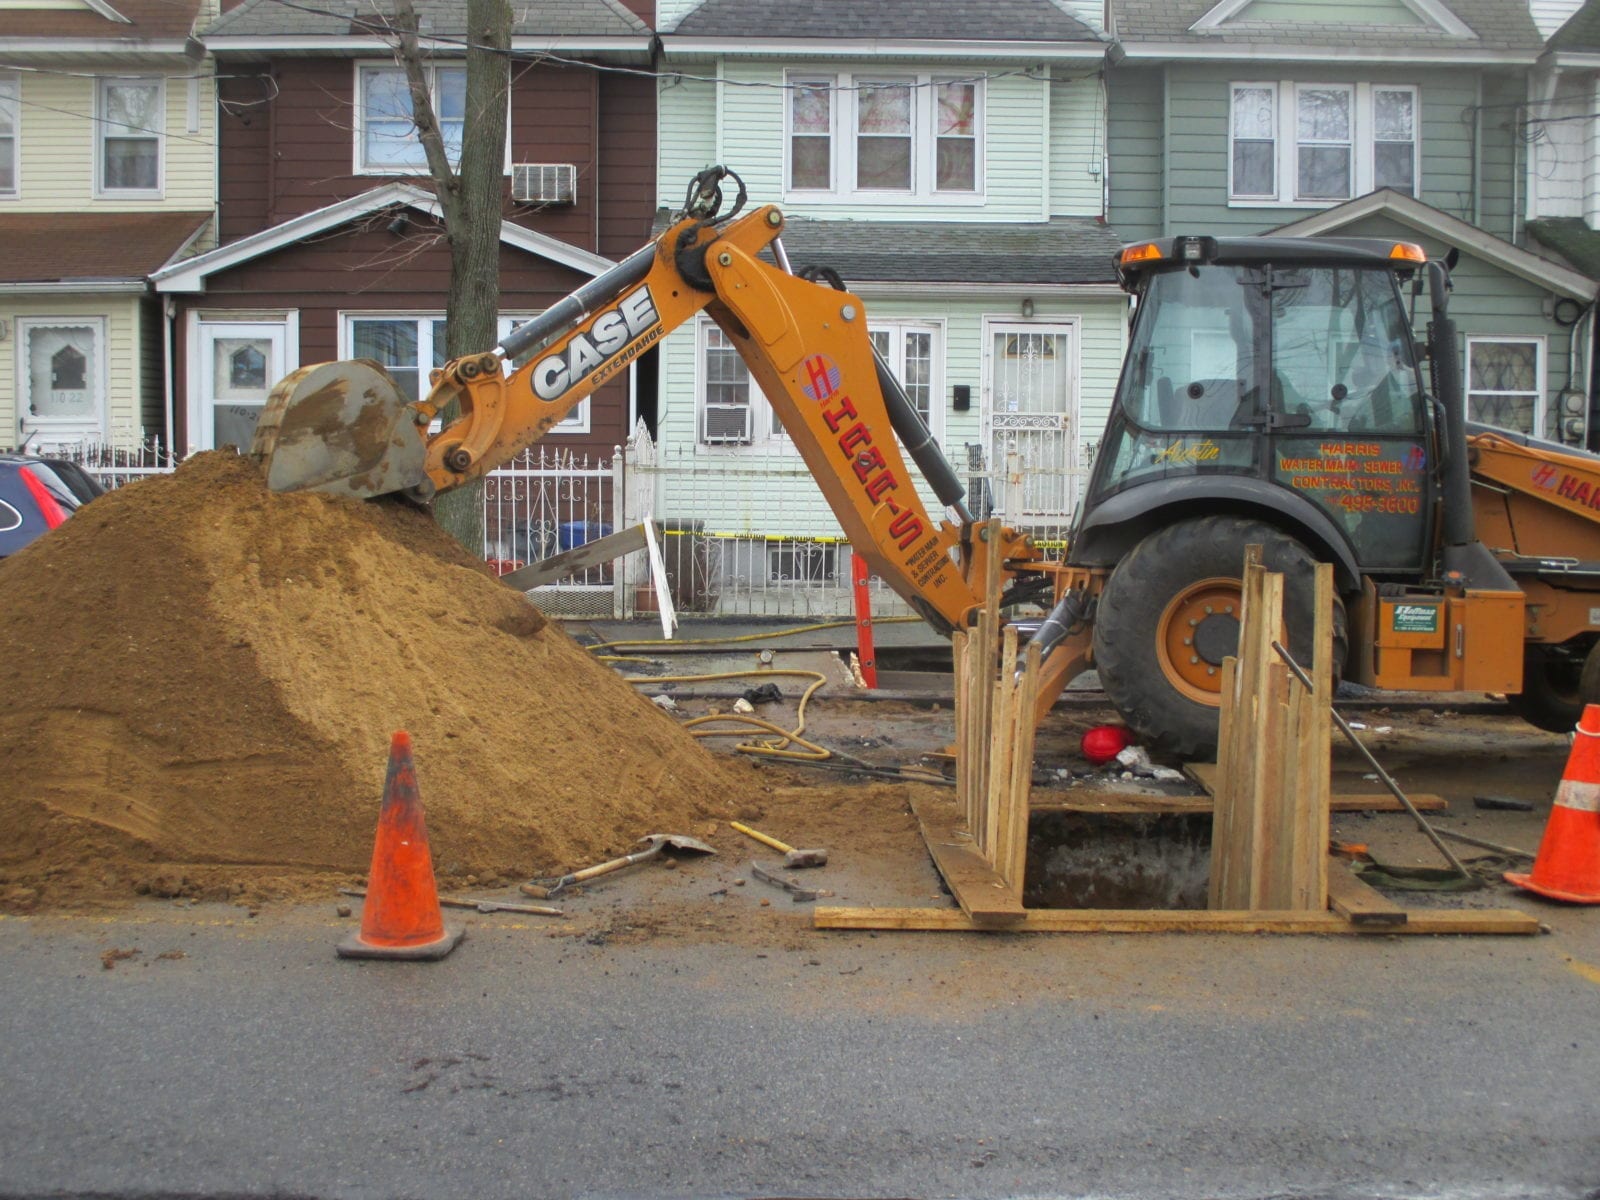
[1118,262,1423,436]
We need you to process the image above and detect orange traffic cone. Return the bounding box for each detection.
[338,731,465,959]
[1505,704,1600,904]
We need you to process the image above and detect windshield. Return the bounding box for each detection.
[1118,262,1422,436]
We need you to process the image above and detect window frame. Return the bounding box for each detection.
[0,72,18,200]
[95,75,164,199]
[694,317,784,449]
[1465,334,1546,439]
[783,69,985,204]
[354,62,506,177]
[867,320,944,443]
[1228,80,1420,207]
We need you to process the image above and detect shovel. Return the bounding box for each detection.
[519,833,717,899]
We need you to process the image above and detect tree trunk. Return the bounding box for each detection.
[390,0,510,555]
[432,0,511,553]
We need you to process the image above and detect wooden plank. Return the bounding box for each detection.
[1183,762,1447,812]
[813,905,1541,935]
[1325,858,1408,926]
[497,524,647,591]
[1003,640,1042,891]
[907,789,1026,926]
[985,624,1020,865]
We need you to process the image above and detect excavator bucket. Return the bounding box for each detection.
[249,359,431,500]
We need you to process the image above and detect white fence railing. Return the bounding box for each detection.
[37,433,1085,621]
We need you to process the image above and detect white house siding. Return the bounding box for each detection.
[1531,0,1585,38]
[8,68,216,213]
[1528,72,1597,222]
[682,60,1055,223]
[654,291,1128,538]
[0,292,146,448]
[656,70,720,208]
[1048,70,1105,218]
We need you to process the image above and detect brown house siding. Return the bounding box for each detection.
[213,58,653,258]
[174,218,631,456]
[597,73,658,260]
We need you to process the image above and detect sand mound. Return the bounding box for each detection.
[0,452,740,910]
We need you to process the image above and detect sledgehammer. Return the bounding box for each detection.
[729,821,828,869]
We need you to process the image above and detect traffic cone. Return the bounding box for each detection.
[1505,704,1600,904]
[338,731,465,959]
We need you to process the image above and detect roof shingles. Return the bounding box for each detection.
[0,213,211,285]
[669,0,1101,42]
[205,0,647,40]
[760,216,1122,284]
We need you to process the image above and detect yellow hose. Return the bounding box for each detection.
[590,614,919,655]
[624,668,838,762]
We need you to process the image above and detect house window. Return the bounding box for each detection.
[789,79,833,190]
[500,315,588,433]
[869,323,940,439]
[856,78,914,190]
[786,70,983,199]
[1467,337,1544,437]
[345,315,448,402]
[699,323,757,444]
[0,73,17,197]
[1229,82,1417,205]
[357,65,465,172]
[97,77,162,195]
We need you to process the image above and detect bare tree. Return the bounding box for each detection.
[389,0,511,552]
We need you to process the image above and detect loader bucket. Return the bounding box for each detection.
[249,359,431,500]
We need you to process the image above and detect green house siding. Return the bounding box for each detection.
[1049,71,1108,217]
[1313,213,1580,442]
[655,292,1128,536]
[1105,67,1165,240]
[1242,0,1424,22]
[1112,65,1516,241]
[657,60,1104,223]
[1477,71,1526,244]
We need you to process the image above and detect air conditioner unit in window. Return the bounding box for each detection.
[512,163,577,205]
[702,404,752,444]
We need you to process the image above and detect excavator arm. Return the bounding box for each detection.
[251,168,1042,634]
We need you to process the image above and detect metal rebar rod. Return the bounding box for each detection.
[1271,640,1471,879]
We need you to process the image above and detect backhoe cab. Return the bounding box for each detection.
[1072,235,1526,757]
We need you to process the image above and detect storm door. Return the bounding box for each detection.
[16,317,107,447]
[197,321,288,451]
[983,320,1079,533]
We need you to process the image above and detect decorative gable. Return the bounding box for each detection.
[1191,0,1472,36]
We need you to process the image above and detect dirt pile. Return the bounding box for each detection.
[0,452,741,910]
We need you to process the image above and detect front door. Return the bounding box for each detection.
[983,320,1079,532]
[196,322,287,451]
[16,317,107,448]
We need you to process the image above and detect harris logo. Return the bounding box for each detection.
[800,354,843,402]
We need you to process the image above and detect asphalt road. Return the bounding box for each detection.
[3,895,1599,1200]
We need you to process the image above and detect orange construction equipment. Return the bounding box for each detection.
[1505,705,1600,904]
[337,731,465,959]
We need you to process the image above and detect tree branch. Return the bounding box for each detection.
[389,0,462,229]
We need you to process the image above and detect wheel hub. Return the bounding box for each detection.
[1157,578,1244,705]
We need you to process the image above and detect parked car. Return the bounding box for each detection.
[0,456,105,558]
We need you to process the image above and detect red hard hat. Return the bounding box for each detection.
[1081,724,1134,766]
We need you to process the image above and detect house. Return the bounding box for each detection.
[1105,0,1600,447]
[150,0,657,463]
[1524,0,1600,412]
[646,0,1128,607]
[0,0,217,452]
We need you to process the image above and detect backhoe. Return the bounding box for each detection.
[251,168,1600,758]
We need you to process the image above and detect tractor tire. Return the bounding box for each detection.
[1092,516,1347,761]
[1509,642,1591,734]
